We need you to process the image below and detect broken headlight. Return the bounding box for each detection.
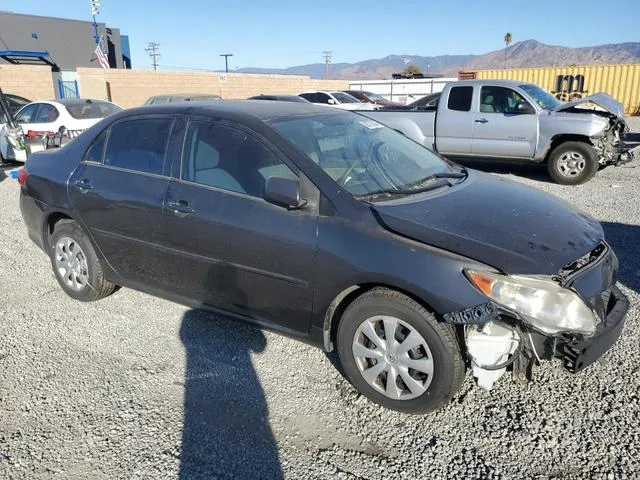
[465,270,600,337]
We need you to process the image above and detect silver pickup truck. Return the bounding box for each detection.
[359,79,635,185]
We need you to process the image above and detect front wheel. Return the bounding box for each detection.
[49,220,117,301]
[336,288,465,414]
[547,141,599,185]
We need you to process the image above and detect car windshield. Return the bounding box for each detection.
[363,92,387,101]
[64,101,122,120]
[270,113,455,198]
[519,84,562,110]
[331,92,360,104]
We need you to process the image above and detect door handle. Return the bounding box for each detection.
[475,118,489,124]
[166,199,195,216]
[73,179,94,192]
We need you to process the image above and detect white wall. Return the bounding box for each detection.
[348,78,457,104]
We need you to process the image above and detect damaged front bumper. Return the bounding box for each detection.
[556,285,629,372]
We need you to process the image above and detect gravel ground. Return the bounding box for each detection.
[1,126,639,479]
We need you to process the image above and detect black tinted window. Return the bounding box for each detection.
[34,104,59,123]
[84,131,107,163]
[299,93,316,102]
[316,93,331,104]
[447,86,473,111]
[183,121,296,198]
[15,104,38,123]
[104,118,173,174]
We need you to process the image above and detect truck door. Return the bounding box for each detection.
[471,86,537,158]
[435,86,474,155]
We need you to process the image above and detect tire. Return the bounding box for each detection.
[547,141,599,185]
[49,220,117,301]
[336,288,465,414]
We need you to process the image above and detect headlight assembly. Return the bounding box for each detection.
[465,270,600,336]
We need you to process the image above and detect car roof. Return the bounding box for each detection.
[124,99,342,121]
[51,98,115,107]
[453,79,528,87]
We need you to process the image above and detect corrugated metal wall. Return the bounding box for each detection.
[474,64,640,115]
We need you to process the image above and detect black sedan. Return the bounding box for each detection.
[19,101,628,413]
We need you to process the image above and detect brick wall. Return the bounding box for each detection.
[0,65,55,101]
[76,68,349,108]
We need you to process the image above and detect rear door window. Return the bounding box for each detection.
[33,104,60,123]
[104,117,173,175]
[447,86,473,112]
[299,93,317,103]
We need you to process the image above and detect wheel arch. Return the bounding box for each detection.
[42,209,75,249]
[322,283,441,352]
[543,134,594,163]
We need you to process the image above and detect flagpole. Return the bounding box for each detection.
[91,0,101,45]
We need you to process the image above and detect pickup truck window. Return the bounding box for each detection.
[480,86,527,113]
[447,86,473,112]
[270,113,451,197]
[519,84,562,110]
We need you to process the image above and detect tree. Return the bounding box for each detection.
[504,32,513,69]
[402,64,422,76]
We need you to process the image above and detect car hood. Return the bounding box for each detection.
[372,172,604,275]
[550,93,625,120]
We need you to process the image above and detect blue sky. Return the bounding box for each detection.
[3,0,639,70]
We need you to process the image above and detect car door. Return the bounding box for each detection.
[161,118,319,333]
[471,86,538,158]
[435,86,474,155]
[68,115,175,287]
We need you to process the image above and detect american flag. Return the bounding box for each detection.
[95,35,110,69]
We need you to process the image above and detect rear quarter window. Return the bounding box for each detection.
[104,117,173,175]
[447,86,473,112]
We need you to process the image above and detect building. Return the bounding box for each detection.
[0,11,131,70]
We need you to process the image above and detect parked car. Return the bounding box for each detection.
[19,101,628,414]
[0,99,122,162]
[0,93,31,121]
[247,94,311,103]
[360,80,635,185]
[144,94,221,105]
[298,91,376,110]
[342,90,404,108]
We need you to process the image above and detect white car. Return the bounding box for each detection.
[298,91,377,111]
[0,99,122,162]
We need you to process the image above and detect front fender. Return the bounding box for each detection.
[536,112,608,160]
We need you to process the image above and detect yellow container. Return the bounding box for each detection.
[473,63,640,115]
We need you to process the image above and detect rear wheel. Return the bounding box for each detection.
[547,141,598,185]
[49,220,117,301]
[336,288,465,414]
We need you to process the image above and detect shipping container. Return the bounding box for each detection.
[473,64,640,115]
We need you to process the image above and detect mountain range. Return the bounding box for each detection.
[237,40,640,79]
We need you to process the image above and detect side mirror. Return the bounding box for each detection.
[264,176,306,209]
[327,99,336,105]
[516,101,535,114]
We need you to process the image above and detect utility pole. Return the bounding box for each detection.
[322,51,332,79]
[145,42,160,71]
[220,54,233,73]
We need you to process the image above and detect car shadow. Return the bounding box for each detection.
[602,221,640,294]
[178,309,283,479]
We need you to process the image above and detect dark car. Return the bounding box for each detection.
[247,94,310,103]
[381,92,441,111]
[343,90,404,108]
[143,94,221,105]
[18,101,628,414]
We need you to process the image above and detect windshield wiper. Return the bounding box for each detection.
[402,168,468,191]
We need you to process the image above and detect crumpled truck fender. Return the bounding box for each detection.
[534,113,609,161]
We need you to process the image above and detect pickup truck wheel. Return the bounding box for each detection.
[49,220,117,301]
[336,288,465,414]
[547,141,598,185]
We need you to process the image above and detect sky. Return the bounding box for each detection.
[2,0,640,71]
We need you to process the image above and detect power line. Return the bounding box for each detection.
[145,42,161,71]
[322,51,332,79]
